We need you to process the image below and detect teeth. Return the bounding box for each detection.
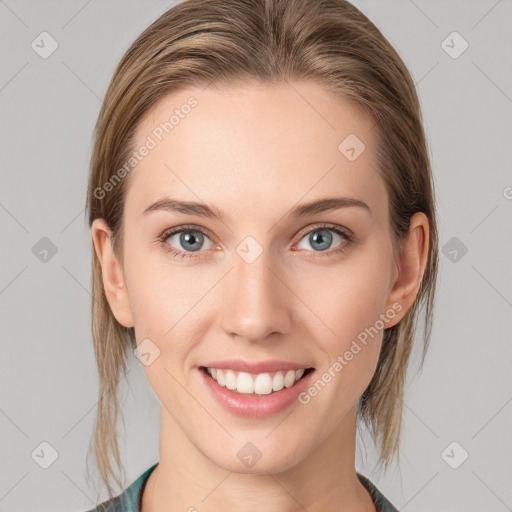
[225,370,237,390]
[254,373,272,394]
[216,368,225,387]
[238,372,255,393]
[273,371,284,392]
[206,367,309,395]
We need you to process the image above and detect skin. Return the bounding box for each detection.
[92,80,429,512]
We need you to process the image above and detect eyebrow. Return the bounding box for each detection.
[142,196,371,220]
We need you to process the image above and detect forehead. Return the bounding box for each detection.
[125,80,386,221]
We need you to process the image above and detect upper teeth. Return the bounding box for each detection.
[206,368,307,395]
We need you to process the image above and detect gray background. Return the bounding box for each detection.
[1,1,511,511]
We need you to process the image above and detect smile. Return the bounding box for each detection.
[203,366,314,395]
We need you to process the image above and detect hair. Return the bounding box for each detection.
[85,0,439,501]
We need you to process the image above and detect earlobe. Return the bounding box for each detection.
[91,218,134,328]
[384,212,429,328]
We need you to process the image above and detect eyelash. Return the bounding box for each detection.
[157,223,354,261]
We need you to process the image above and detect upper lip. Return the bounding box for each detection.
[201,359,314,374]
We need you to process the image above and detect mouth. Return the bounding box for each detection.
[200,366,315,396]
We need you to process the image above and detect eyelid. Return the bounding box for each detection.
[158,222,354,259]
[159,224,215,241]
[294,222,353,241]
[158,224,217,259]
[159,222,352,243]
[292,222,354,258]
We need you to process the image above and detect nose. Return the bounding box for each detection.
[220,248,292,343]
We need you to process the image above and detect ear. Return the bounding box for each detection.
[91,218,134,328]
[384,212,430,328]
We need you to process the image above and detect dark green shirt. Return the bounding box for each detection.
[87,462,398,511]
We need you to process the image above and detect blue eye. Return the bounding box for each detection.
[296,226,350,253]
[158,223,353,261]
[159,225,213,259]
[168,230,212,252]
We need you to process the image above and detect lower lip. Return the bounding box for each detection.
[198,367,315,417]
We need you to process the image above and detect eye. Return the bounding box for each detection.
[295,224,353,255]
[158,223,353,261]
[158,225,214,259]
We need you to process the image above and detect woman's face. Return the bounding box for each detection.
[95,80,421,473]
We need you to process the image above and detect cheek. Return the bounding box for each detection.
[290,246,392,409]
[125,227,393,354]
[294,260,390,422]
[123,247,218,363]
[294,250,391,349]
[123,241,190,322]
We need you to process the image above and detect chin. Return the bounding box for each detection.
[204,440,306,475]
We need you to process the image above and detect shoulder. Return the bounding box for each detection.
[84,496,122,512]
[356,472,399,512]
[84,462,159,512]
[85,494,124,512]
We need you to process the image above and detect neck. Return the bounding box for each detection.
[142,406,375,512]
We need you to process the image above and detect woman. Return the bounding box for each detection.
[85,0,438,510]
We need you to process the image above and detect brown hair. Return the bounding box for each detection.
[85,0,438,501]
